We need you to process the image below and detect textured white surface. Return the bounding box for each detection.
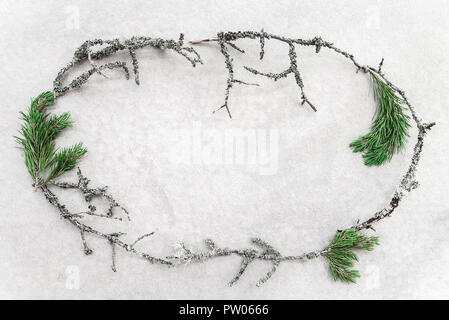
[1,0,449,299]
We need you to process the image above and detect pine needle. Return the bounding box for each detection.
[350,73,410,166]
[322,228,379,283]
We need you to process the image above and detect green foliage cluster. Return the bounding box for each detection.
[350,74,411,166]
[322,228,379,283]
[15,91,86,184]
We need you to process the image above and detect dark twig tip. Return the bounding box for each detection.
[378,57,385,73]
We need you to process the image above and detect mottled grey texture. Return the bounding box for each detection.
[1,0,449,299]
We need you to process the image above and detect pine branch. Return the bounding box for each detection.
[14,92,56,179]
[14,91,86,185]
[47,112,73,137]
[31,91,55,110]
[322,228,379,283]
[350,73,411,166]
[46,143,87,182]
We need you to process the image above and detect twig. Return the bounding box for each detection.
[80,228,93,255]
[131,232,155,248]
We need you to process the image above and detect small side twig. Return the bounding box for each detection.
[131,232,155,248]
[378,57,384,73]
[80,228,93,255]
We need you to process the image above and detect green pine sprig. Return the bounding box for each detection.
[350,73,411,166]
[14,91,87,184]
[47,143,87,182]
[322,228,379,283]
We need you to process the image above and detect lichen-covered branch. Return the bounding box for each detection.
[245,42,316,112]
[167,238,320,287]
[51,167,130,221]
[205,31,319,118]
[53,34,203,97]
[40,168,172,270]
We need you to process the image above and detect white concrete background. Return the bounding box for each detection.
[1,0,448,299]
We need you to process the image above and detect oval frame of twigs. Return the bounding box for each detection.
[17,30,434,286]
